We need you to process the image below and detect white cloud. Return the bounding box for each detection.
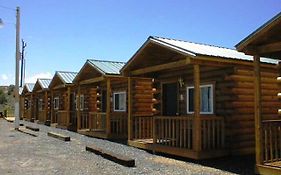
[1,74,8,80]
[25,72,53,83]
[0,74,13,86]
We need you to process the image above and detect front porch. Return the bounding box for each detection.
[78,111,127,139]
[128,115,226,159]
[256,120,281,174]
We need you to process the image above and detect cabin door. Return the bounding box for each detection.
[162,83,178,116]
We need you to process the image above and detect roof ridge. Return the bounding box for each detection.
[56,71,78,74]
[87,58,126,64]
[151,36,236,51]
[37,78,52,81]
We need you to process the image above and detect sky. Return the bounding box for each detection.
[0,0,280,86]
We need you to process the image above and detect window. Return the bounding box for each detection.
[187,84,213,114]
[80,95,84,111]
[113,92,126,112]
[39,99,43,111]
[75,95,85,111]
[54,97,59,110]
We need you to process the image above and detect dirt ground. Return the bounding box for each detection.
[0,119,255,175]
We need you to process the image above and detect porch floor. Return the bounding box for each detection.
[78,129,108,139]
[265,161,281,168]
[128,139,228,160]
[128,139,154,150]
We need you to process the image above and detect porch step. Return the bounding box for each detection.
[86,145,135,167]
[26,126,40,132]
[47,132,70,141]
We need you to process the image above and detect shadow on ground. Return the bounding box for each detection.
[154,152,255,175]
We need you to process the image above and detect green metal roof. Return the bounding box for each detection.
[87,59,126,75]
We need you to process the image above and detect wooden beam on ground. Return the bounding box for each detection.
[80,76,104,85]
[86,145,135,167]
[26,126,39,132]
[193,64,201,152]
[18,128,38,137]
[47,132,71,141]
[254,55,263,164]
[131,59,189,75]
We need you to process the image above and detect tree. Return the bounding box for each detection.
[7,85,15,95]
[0,89,7,105]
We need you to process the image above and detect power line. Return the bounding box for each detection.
[0,5,15,11]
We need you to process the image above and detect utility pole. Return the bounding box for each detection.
[14,6,20,129]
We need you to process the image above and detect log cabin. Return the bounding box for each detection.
[32,78,52,124]
[236,12,281,175]
[73,59,132,139]
[49,71,78,130]
[21,83,35,121]
[121,36,280,160]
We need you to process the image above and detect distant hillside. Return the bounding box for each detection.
[0,85,15,116]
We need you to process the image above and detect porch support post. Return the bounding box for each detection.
[193,64,201,151]
[77,85,81,130]
[50,90,54,123]
[128,77,132,140]
[254,55,263,164]
[44,91,48,122]
[66,86,71,127]
[106,78,111,136]
[31,94,34,121]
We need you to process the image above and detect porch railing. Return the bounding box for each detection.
[38,110,46,122]
[132,115,153,139]
[111,113,127,136]
[24,108,32,120]
[200,116,225,150]
[89,112,106,131]
[80,111,89,129]
[262,120,281,163]
[57,110,68,127]
[154,116,193,149]
[153,116,225,151]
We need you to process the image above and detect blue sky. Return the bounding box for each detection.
[0,0,280,85]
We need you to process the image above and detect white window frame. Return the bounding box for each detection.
[54,97,59,110]
[113,91,126,112]
[186,84,214,114]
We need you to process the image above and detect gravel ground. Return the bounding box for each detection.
[0,119,253,175]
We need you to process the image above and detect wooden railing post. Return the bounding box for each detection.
[193,64,201,151]
[106,78,111,136]
[254,55,263,165]
[77,85,81,130]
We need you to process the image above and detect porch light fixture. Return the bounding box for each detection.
[178,77,185,87]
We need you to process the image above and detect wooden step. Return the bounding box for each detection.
[47,132,70,141]
[26,126,39,132]
[86,145,135,167]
